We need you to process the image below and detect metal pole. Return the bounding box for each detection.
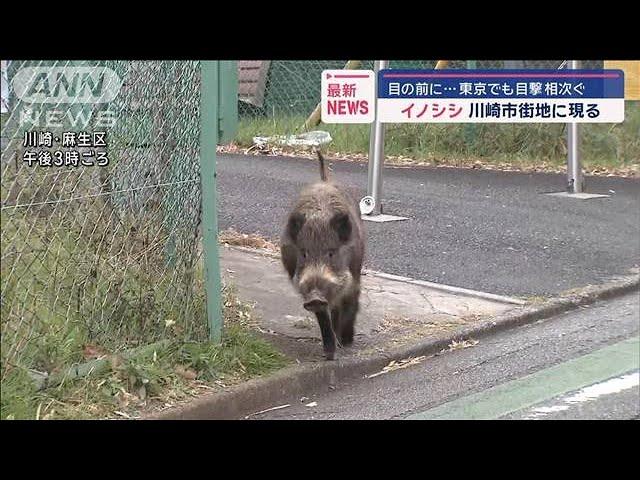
[464,60,478,147]
[567,60,583,193]
[200,61,223,343]
[368,60,389,215]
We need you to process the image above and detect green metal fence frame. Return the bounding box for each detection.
[199,61,223,342]
[199,60,237,343]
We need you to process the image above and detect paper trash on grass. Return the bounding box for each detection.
[1,61,10,113]
[252,131,332,150]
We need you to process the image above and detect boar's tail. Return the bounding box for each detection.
[317,150,328,182]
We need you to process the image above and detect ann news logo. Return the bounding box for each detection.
[11,65,123,129]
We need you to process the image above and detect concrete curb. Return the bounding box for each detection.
[146,271,639,420]
[365,270,527,306]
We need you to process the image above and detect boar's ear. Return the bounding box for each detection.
[330,212,352,243]
[286,212,305,242]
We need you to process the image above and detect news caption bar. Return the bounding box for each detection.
[320,69,625,124]
[377,69,625,124]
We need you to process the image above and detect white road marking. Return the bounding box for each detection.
[524,371,639,419]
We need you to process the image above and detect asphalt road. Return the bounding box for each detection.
[246,292,640,420]
[216,153,640,297]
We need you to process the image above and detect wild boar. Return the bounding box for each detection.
[280,150,365,360]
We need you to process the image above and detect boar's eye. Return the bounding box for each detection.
[327,249,336,258]
[287,212,306,242]
[300,249,308,258]
[330,212,352,243]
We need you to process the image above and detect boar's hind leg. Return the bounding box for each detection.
[339,294,359,346]
[315,310,337,360]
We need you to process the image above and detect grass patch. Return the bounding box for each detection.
[1,203,208,377]
[1,178,288,419]
[1,286,290,420]
[235,101,640,173]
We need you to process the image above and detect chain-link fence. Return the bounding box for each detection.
[1,61,208,381]
[237,60,639,167]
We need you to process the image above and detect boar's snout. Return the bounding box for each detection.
[303,291,329,312]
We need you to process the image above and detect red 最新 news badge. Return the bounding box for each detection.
[321,70,375,124]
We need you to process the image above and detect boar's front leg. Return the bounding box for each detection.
[331,307,342,347]
[339,292,359,346]
[315,309,336,360]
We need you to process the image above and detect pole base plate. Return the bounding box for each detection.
[362,214,409,222]
[545,192,611,200]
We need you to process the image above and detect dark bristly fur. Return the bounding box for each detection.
[280,150,365,360]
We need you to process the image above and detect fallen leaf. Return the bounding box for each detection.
[175,365,197,380]
[366,356,427,379]
[110,354,123,369]
[445,339,479,352]
[83,343,106,360]
[244,404,290,419]
[42,410,55,420]
[137,385,147,401]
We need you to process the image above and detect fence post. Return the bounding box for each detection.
[566,60,584,193]
[464,60,478,147]
[367,60,389,215]
[200,61,223,343]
